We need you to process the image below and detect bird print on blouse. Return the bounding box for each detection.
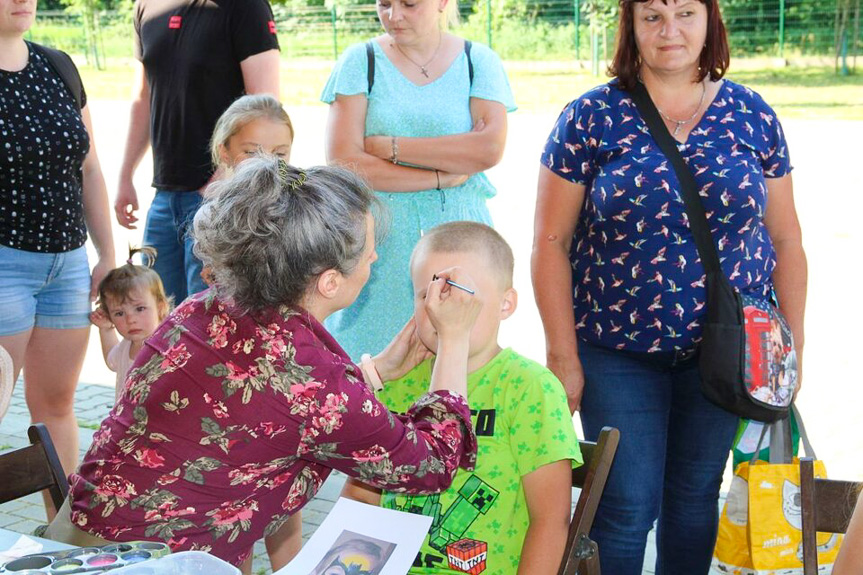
[541,79,792,353]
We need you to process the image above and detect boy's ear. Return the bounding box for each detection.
[499,287,518,320]
[315,269,342,300]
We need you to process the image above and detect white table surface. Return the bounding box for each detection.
[0,526,73,554]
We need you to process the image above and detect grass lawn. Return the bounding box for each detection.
[78,58,863,119]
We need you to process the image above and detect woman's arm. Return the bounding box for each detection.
[531,167,586,413]
[763,173,807,391]
[517,460,573,575]
[115,62,149,229]
[832,490,863,575]
[325,94,467,193]
[80,105,116,300]
[239,49,280,98]
[372,318,432,384]
[364,98,508,175]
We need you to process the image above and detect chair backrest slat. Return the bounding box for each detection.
[814,479,863,533]
[559,426,620,575]
[0,423,69,509]
[800,457,863,575]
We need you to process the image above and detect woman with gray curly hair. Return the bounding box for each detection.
[47,158,482,573]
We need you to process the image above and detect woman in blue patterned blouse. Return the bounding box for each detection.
[532,0,807,573]
[321,0,515,361]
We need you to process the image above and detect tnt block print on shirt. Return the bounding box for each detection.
[390,474,498,574]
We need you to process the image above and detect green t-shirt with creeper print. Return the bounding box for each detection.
[377,348,582,575]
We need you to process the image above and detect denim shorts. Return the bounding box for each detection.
[0,244,91,336]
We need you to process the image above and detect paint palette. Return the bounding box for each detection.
[0,541,170,574]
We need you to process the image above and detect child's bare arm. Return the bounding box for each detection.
[90,309,119,365]
[517,460,573,575]
[340,477,383,506]
[265,512,303,572]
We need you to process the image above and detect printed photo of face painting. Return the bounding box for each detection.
[309,530,396,575]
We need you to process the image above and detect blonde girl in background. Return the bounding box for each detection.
[206,94,301,573]
[90,247,171,401]
[211,94,294,174]
[201,95,295,286]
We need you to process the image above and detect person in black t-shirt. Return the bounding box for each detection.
[0,0,115,511]
[114,0,280,304]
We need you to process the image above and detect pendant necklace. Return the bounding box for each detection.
[393,31,442,78]
[655,80,707,136]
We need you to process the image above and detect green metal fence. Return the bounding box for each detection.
[29,0,861,71]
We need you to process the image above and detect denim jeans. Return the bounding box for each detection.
[142,190,206,304]
[578,340,738,575]
[0,244,90,335]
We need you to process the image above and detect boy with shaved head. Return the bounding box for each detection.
[345,222,582,575]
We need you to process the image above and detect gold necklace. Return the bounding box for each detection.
[392,32,442,78]
[654,80,707,136]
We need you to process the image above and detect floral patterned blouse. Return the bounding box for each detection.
[67,290,477,566]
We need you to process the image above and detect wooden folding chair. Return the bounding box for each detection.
[0,423,69,509]
[800,456,863,575]
[558,426,620,575]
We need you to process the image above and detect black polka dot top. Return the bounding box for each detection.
[0,42,89,253]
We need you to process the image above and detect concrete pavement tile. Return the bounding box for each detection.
[6,503,50,523]
[313,473,346,501]
[18,493,43,504]
[302,499,337,514]
[298,509,327,527]
[4,519,42,536]
[1,412,32,429]
[0,500,30,514]
[0,514,28,528]
[0,435,27,452]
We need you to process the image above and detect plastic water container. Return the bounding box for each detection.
[109,551,241,575]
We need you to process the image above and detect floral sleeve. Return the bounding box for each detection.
[295,354,477,495]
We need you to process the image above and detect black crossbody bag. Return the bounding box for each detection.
[630,82,797,423]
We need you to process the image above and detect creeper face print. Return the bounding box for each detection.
[428,475,499,552]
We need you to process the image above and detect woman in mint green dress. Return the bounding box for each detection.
[322,0,516,360]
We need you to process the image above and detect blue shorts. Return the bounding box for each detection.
[0,244,91,336]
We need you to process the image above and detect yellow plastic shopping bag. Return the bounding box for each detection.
[713,409,842,574]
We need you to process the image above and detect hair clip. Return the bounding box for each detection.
[277,159,306,192]
[290,170,307,191]
[277,158,291,183]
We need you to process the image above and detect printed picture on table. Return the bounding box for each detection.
[310,530,396,575]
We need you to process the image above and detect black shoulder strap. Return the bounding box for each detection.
[368,39,470,92]
[366,41,375,94]
[629,82,721,277]
[28,42,83,110]
[464,40,474,86]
